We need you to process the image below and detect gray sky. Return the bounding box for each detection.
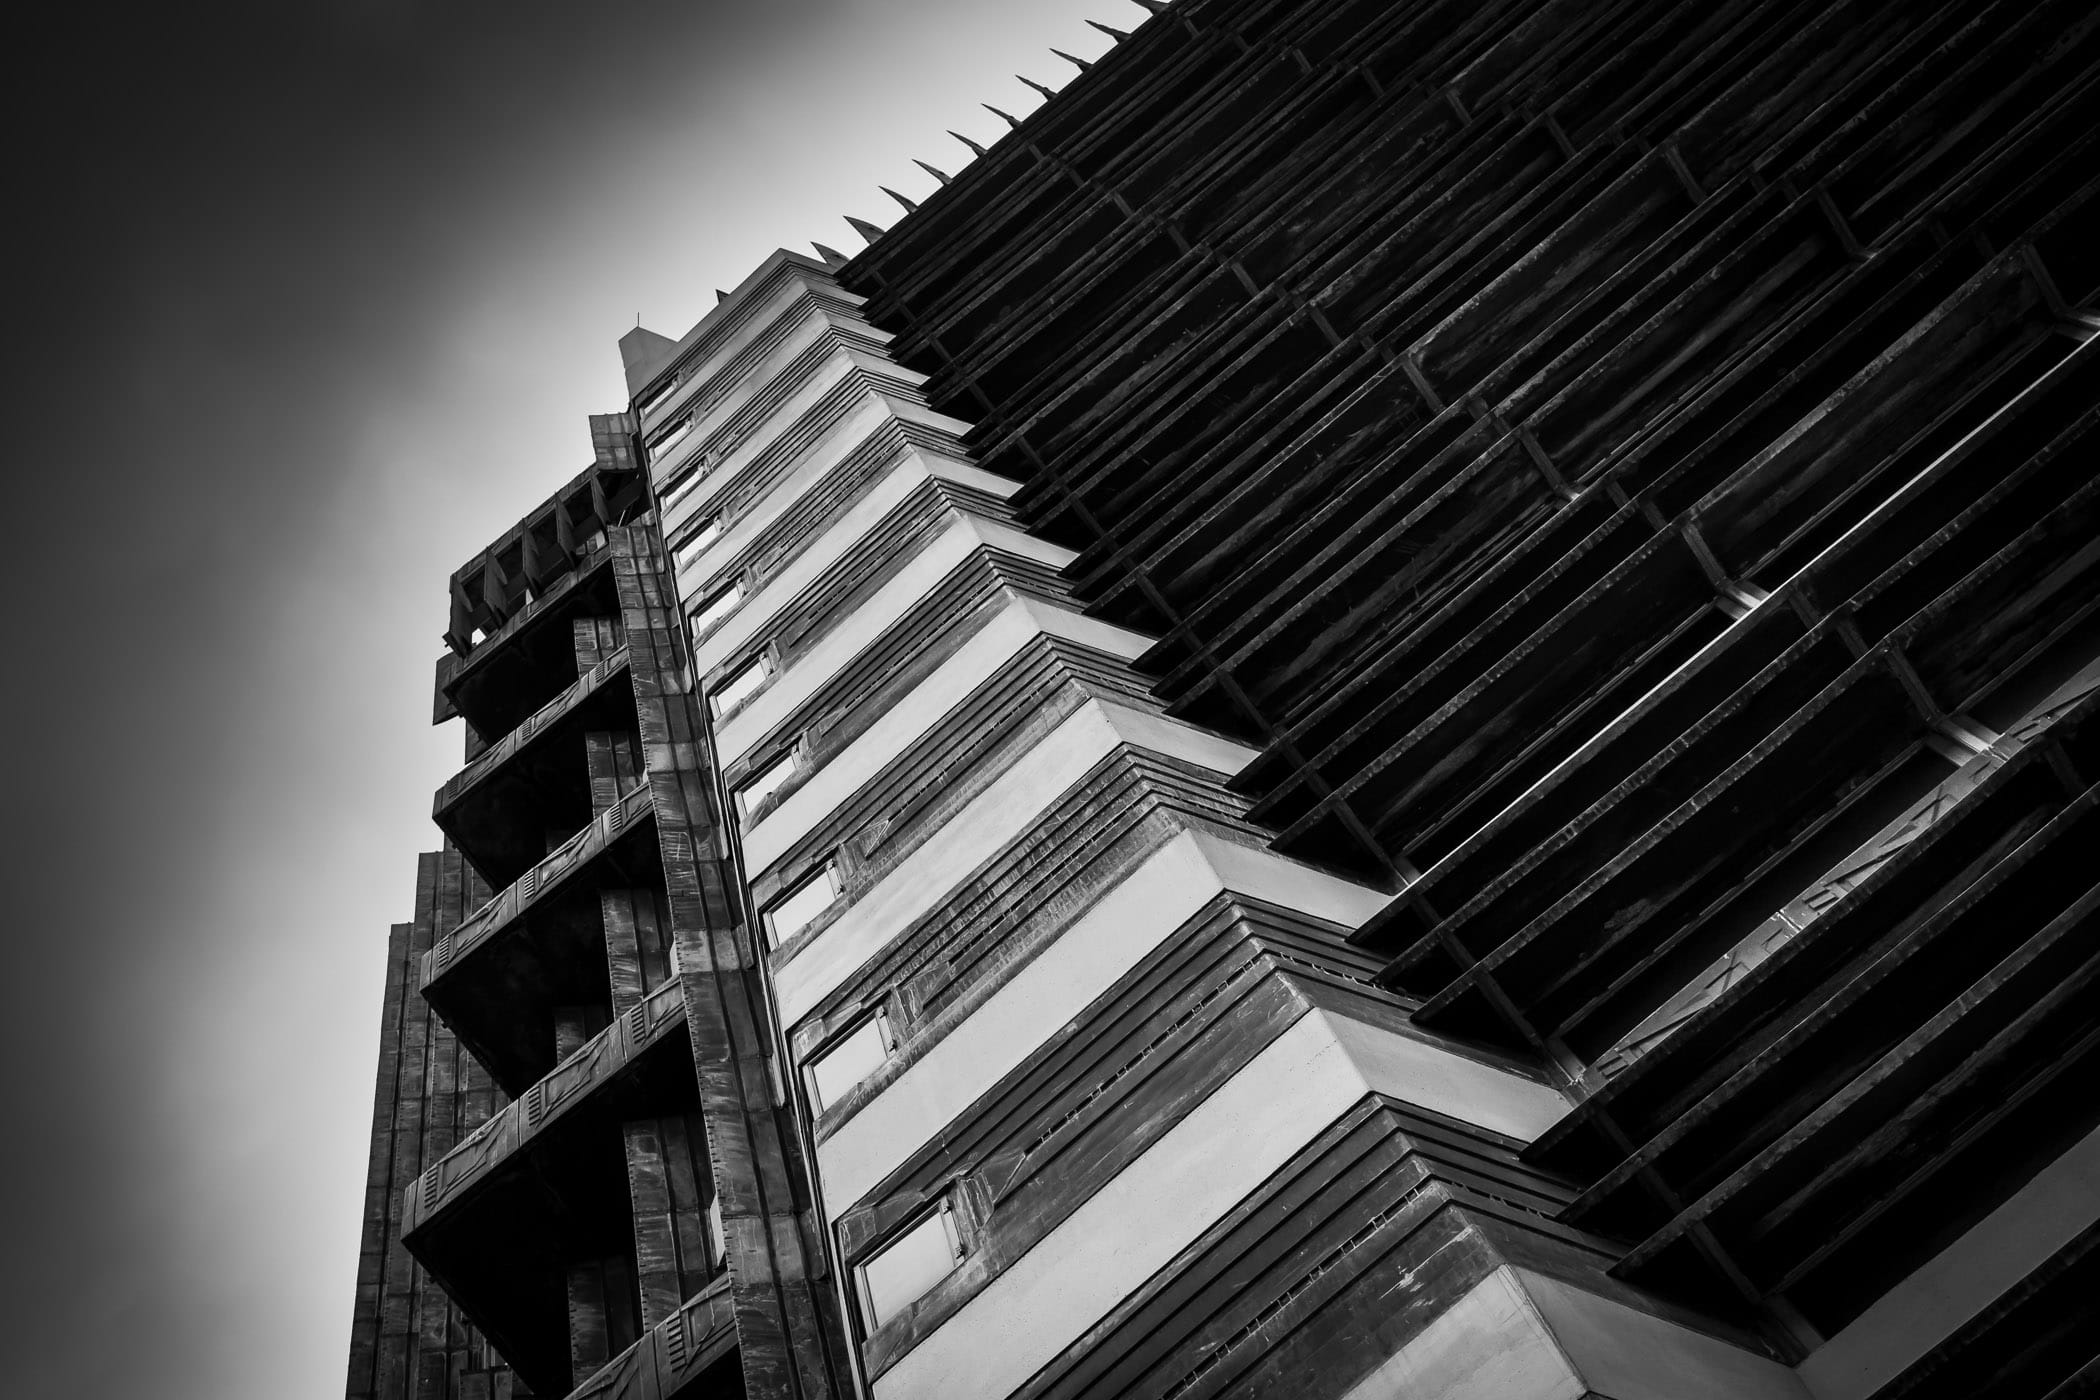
[1,3,1129,1395]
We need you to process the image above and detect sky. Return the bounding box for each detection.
[0,3,1132,1395]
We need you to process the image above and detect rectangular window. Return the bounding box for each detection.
[674,515,721,569]
[690,581,743,639]
[637,373,684,420]
[736,747,800,820]
[858,1200,963,1328]
[646,415,692,463]
[661,466,704,513]
[807,1009,893,1111]
[764,863,842,946]
[709,652,772,718]
[706,1194,726,1266]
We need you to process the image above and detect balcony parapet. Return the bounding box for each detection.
[402,977,687,1240]
[437,646,631,818]
[434,544,619,732]
[400,972,705,1394]
[424,780,655,994]
[567,1273,739,1400]
[434,646,636,887]
[441,453,645,658]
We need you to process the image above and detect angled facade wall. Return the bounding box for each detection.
[351,2,2100,1398]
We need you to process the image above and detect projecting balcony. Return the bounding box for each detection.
[402,980,723,1397]
[422,781,659,1094]
[566,1275,739,1400]
[434,645,635,890]
[435,547,622,742]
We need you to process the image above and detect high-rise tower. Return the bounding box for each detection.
[349,3,2100,1398]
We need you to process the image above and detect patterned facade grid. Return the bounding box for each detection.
[838,1,2100,1392]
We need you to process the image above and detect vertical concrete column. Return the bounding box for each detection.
[624,1110,720,1332]
[573,615,624,673]
[551,1009,602,1061]
[582,613,720,1336]
[554,976,628,1376]
[565,1252,640,1383]
[583,729,625,816]
[588,730,651,1013]
[581,615,655,1011]
[595,725,697,1332]
[612,525,852,1398]
[656,1113,717,1282]
[630,884,674,992]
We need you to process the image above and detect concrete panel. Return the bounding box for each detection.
[659,342,920,527]
[693,482,1072,678]
[663,389,891,555]
[813,830,1390,1216]
[743,602,1038,874]
[1327,1014,1568,1144]
[1337,1268,1810,1400]
[668,290,832,447]
[715,516,981,763]
[1014,595,1154,661]
[965,515,1077,568]
[652,334,859,484]
[694,455,953,675]
[638,272,808,434]
[772,701,1255,1026]
[1092,698,1259,777]
[872,1007,1574,1397]
[1522,1269,1808,1400]
[1336,1268,1586,1400]
[871,1010,1373,1399]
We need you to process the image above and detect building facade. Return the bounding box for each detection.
[348,1,2100,1398]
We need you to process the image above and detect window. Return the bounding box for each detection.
[690,581,743,639]
[764,863,842,946]
[706,1193,726,1265]
[807,1009,894,1111]
[661,466,704,513]
[858,1200,963,1328]
[637,373,684,420]
[646,415,692,463]
[736,747,800,820]
[710,652,772,717]
[674,515,721,570]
